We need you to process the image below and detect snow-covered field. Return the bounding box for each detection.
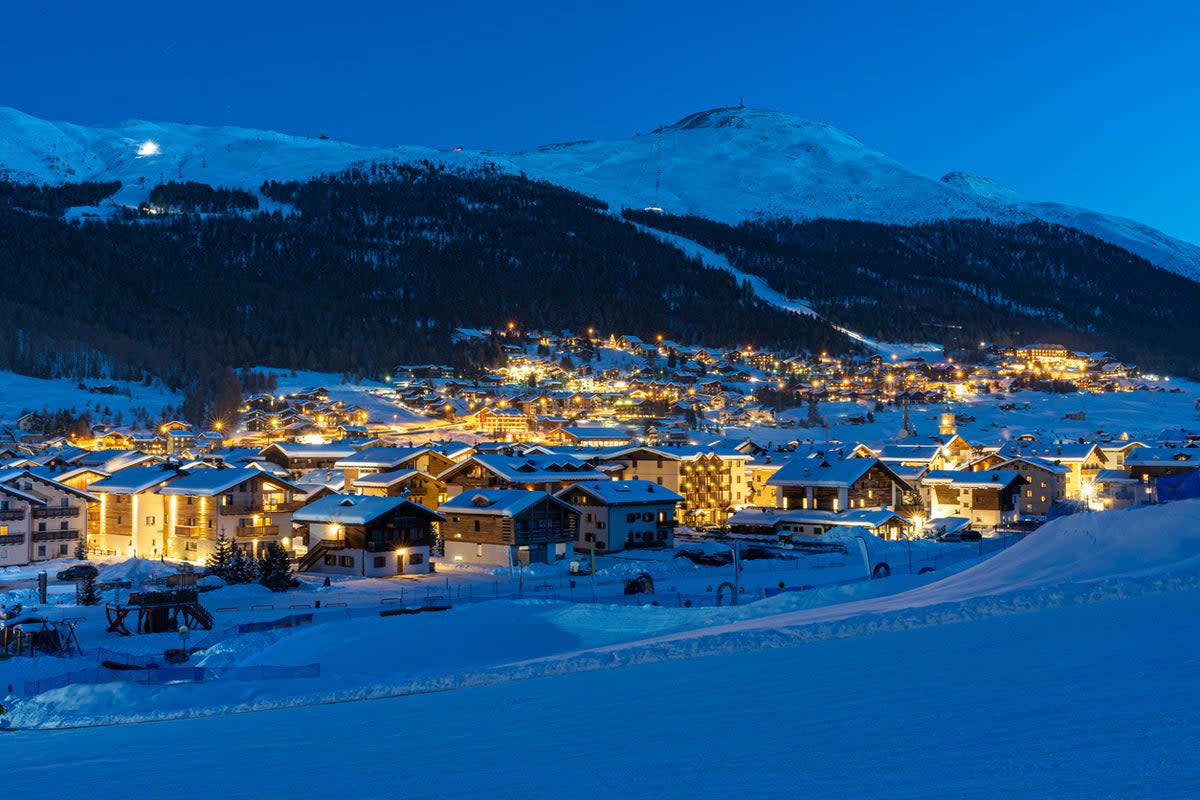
[3,501,1199,796]
[0,370,181,428]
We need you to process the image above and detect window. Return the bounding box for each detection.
[38,522,46,532]
[339,556,354,567]
[60,497,70,507]
[373,556,386,568]
[59,544,69,556]
[185,541,198,551]
[37,545,46,557]
[476,544,483,557]
[474,520,481,532]
[60,521,68,530]
[642,512,653,522]
[0,525,6,535]
[409,553,423,566]
[146,516,156,525]
[0,501,7,511]
[224,494,234,506]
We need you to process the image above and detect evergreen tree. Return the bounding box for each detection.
[257,541,295,593]
[74,538,88,561]
[206,532,234,579]
[77,572,101,606]
[228,545,255,584]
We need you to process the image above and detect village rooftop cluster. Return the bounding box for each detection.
[1,328,1197,578]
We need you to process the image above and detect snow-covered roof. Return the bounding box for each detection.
[260,443,358,460]
[923,470,1024,489]
[557,480,683,506]
[994,456,1071,475]
[90,465,183,494]
[294,493,442,525]
[440,453,606,484]
[157,467,295,496]
[352,469,426,488]
[334,446,428,469]
[768,458,906,489]
[439,489,575,518]
[726,506,905,530]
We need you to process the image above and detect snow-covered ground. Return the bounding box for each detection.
[3,500,1199,797]
[0,370,181,428]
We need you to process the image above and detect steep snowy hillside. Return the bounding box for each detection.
[0,107,449,209]
[505,107,1027,226]
[944,172,1200,282]
[505,107,1200,282]
[3,105,1198,282]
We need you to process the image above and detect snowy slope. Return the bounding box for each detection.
[4,104,1199,282]
[943,172,1200,282]
[0,107,455,210]
[504,107,1200,282]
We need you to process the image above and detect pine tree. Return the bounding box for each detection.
[228,545,255,584]
[206,533,234,579]
[77,572,101,606]
[74,539,88,561]
[257,541,294,593]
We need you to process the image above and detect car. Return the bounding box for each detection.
[56,564,99,581]
[959,530,983,542]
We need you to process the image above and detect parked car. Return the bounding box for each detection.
[56,564,99,581]
[959,530,983,542]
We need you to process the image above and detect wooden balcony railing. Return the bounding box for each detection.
[32,529,80,542]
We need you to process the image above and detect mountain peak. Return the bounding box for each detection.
[655,105,829,135]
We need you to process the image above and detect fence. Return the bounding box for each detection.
[23,662,320,696]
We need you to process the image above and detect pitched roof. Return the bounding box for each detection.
[439,453,606,484]
[767,457,908,490]
[922,470,1025,489]
[294,493,442,525]
[333,447,429,469]
[439,489,576,517]
[90,465,184,494]
[157,467,295,496]
[557,480,683,506]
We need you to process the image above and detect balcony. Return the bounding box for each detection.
[235,525,280,538]
[33,529,80,542]
[0,534,24,545]
[0,510,24,521]
[218,501,302,516]
[33,506,81,519]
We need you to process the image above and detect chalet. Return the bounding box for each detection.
[989,457,1069,518]
[259,443,359,478]
[544,426,632,449]
[438,453,606,497]
[334,446,456,487]
[1124,447,1200,480]
[767,458,912,513]
[921,470,1025,530]
[439,490,579,566]
[556,480,682,553]
[996,440,1107,499]
[0,484,44,566]
[294,494,442,577]
[0,470,96,562]
[88,465,184,557]
[158,468,301,560]
[352,469,446,510]
[1093,469,1156,510]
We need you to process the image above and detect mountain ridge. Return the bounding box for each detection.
[1,104,1198,282]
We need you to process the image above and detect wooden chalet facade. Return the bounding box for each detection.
[295,495,442,577]
[439,490,579,566]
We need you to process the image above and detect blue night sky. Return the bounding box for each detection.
[5,0,1197,242]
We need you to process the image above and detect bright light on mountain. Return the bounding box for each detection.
[136,140,161,157]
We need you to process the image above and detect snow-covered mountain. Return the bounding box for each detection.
[0,107,447,210]
[3,104,1198,282]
